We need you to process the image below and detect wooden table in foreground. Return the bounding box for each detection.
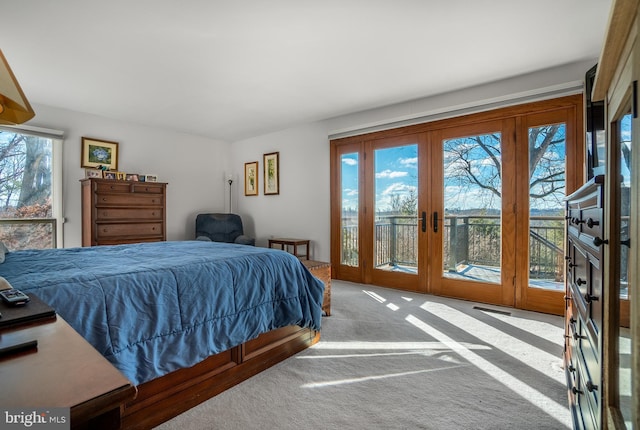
[0,317,136,429]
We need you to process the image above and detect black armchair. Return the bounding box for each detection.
[195,213,255,246]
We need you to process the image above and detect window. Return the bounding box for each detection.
[0,127,63,249]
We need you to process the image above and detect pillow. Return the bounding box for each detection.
[0,242,8,264]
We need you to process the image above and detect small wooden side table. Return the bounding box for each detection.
[268,238,310,260]
[302,260,331,316]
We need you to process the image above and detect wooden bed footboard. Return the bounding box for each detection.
[121,325,320,430]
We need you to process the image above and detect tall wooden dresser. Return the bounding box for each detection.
[81,178,167,246]
[565,175,605,430]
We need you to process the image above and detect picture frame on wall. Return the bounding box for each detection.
[263,152,279,195]
[244,161,258,196]
[81,137,119,170]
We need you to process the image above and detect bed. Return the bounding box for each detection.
[0,240,325,428]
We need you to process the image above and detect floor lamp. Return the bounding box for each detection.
[227,174,233,213]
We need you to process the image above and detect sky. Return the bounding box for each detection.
[341,125,571,214]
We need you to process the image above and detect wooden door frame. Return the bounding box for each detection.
[516,106,583,315]
[331,94,584,314]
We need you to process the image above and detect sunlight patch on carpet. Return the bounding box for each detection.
[310,341,490,351]
[301,364,468,388]
[297,350,465,360]
[419,301,564,384]
[363,290,386,303]
[406,314,571,428]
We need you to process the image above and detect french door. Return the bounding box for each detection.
[427,120,516,306]
[331,95,582,314]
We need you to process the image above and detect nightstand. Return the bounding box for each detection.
[268,238,310,260]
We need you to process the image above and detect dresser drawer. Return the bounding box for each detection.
[96,222,164,239]
[131,183,165,194]
[95,208,164,221]
[95,182,165,195]
[95,193,164,206]
[95,182,131,194]
[572,352,600,430]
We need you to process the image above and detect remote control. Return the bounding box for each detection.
[0,288,30,306]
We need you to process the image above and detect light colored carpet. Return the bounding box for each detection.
[157,280,571,430]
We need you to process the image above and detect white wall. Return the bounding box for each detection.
[29,104,230,248]
[231,122,331,260]
[28,59,595,257]
[231,59,597,263]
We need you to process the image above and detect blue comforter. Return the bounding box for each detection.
[0,241,324,385]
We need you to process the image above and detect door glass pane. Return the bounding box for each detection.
[341,152,359,267]
[373,144,418,273]
[528,123,566,290]
[617,111,632,427]
[443,133,501,283]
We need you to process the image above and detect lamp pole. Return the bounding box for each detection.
[227,175,233,213]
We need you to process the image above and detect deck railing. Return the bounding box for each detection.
[341,214,564,282]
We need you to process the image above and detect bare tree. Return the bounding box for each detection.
[444,125,566,206]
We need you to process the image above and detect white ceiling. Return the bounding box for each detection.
[1,1,611,142]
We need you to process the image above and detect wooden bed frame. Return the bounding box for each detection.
[119,325,320,429]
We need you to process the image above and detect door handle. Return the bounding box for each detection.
[421,211,427,232]
[433,211,439,233]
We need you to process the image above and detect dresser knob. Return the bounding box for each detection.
[568,364,575,372]
[576,278,586,286]
[584,293,599,303]
[593,236,608,247]
[573,332,585,341]
[586,218,599,228]
[572,386,583,395]
[586,381,598,392]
